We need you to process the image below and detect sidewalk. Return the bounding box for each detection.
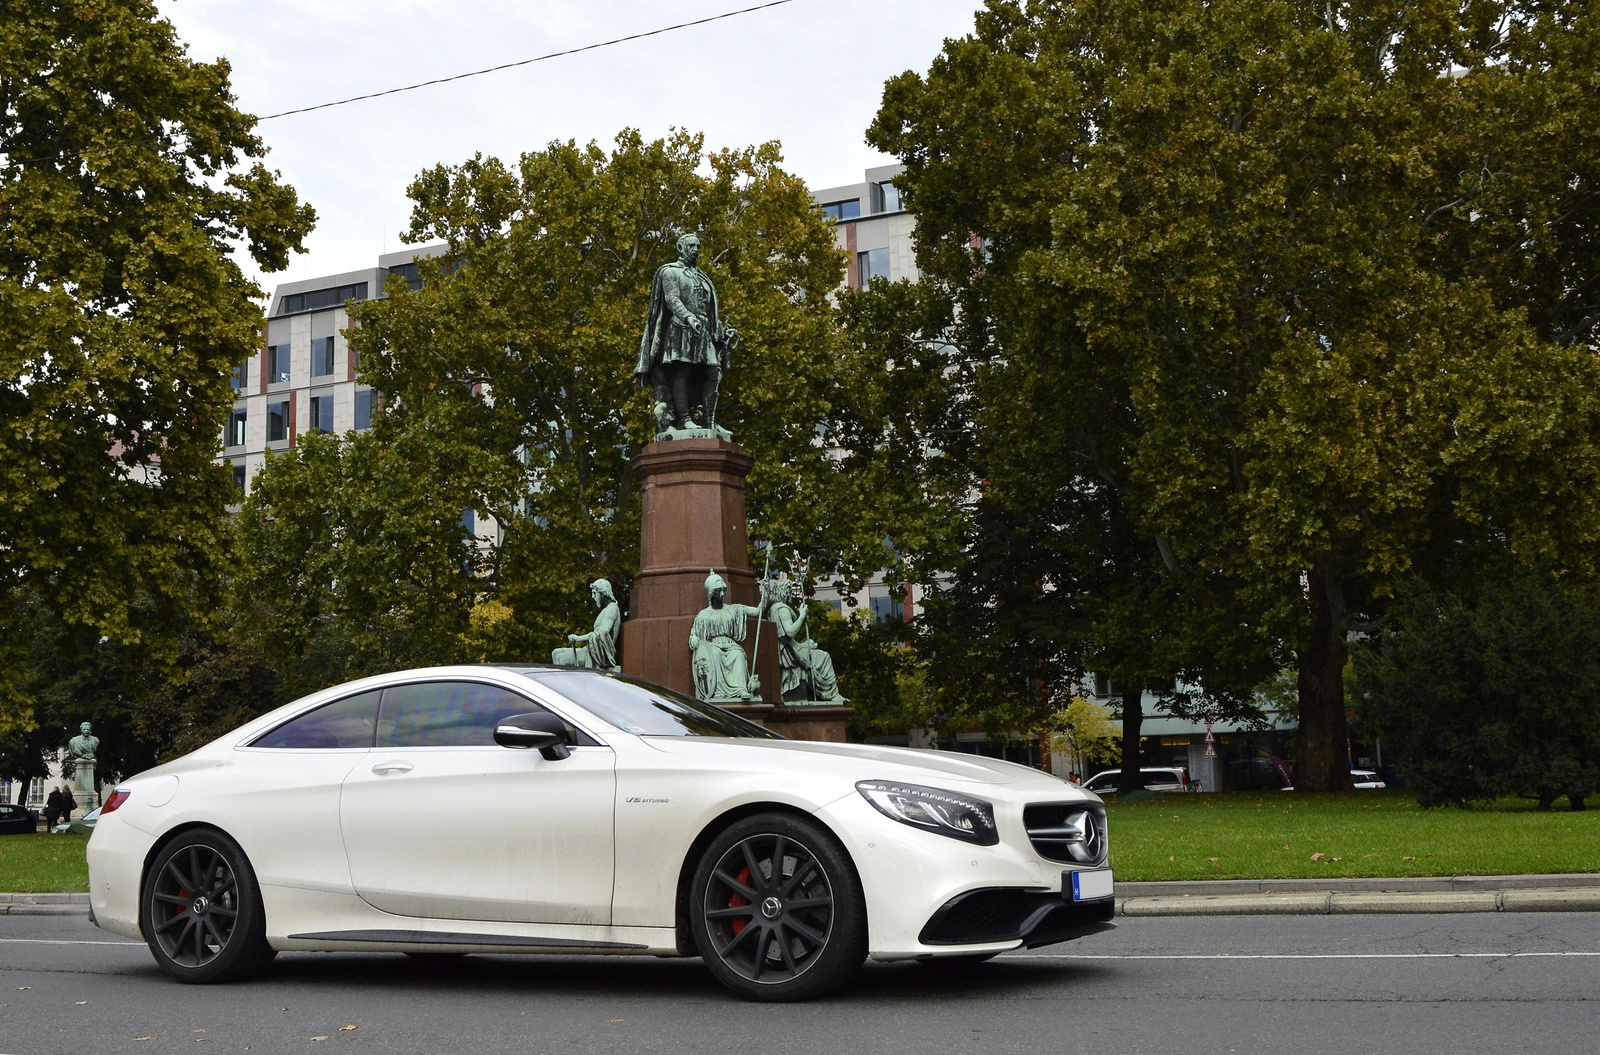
[1116,873,1600,916]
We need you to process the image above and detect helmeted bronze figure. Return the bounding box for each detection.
[635,233,740,440]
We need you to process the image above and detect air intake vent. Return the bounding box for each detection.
[1023,803,1107,864]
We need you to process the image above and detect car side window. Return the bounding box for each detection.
[376,681,551,748]
[252,690,382,749]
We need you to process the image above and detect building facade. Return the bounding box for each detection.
[223,245,447,497]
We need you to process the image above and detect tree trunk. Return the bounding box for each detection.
[1296,566,1354,792]
[1538,791,1555,811]
[1118,685,1146,794]
[1571,794,1586,812]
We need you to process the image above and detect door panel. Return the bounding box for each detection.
[338,680,616,925]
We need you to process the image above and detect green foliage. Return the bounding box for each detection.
[243,130,934,677]
[1353,569,1600,809]
[1045,697,1120,768]
[0,0,314,733]
[868,0,1600,787]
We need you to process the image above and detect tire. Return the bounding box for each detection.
[689,812,866,1001]
[142,828,275,984]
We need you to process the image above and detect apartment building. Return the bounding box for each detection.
[223,244,448,496]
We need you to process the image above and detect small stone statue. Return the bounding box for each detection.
[689,570,761,702]
[66,721,99,813]
[67,722,98,762]
[551,579,621,671]
[635,233,740,441]
[768,579,848,704]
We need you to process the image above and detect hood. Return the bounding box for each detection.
[643,736,1080,793]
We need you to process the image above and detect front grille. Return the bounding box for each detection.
[1023,802,1107,865]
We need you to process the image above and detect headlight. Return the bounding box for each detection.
[856,780,998,846]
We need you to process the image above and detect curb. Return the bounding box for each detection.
[0,904,87,916]
[0,893,89,916]
[1118,873,1600,897]
[1118,887,1600,916]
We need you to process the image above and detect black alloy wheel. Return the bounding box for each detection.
[142,829,274,983]
[690,813,866,1001]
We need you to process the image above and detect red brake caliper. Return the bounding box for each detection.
[729,867,752,936]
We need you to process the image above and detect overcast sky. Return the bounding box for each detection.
[157,0,985,297]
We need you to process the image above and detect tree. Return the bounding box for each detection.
[1353,568,1600,810]
[244,131,929,672]
[870,0,1600,789]
[0,0,315,733]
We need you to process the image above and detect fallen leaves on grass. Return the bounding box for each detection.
[1310,852,1325,861]
[1363,853,1379,858]
[1208,857,1220,862]
[1402,856,1416,860]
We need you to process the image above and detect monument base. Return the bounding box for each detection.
[765,705,854,743]
[71,760,98,814]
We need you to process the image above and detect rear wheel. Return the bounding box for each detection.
[142,829,275,983]
[689,812,866,1001]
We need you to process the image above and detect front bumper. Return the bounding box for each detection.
[814,787,1114,960]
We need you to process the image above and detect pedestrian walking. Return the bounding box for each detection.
[44,786,62,829]
[61,787,77,823]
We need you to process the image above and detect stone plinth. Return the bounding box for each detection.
[622,439,780,709]
[765,705,854,743]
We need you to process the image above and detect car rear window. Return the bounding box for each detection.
[527,670,779,738]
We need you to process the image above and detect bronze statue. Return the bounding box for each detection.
[768,580,847,704]
[551,579,621,671]
[635,233,740,440]
[689,570,761,702]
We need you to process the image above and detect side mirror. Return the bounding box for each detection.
[494,712,572,760]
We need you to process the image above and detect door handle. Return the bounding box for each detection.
[371,761,413,776]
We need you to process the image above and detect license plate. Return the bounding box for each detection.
[1068,868,1113,901]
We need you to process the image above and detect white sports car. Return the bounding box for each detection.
[86,666,1114,1000]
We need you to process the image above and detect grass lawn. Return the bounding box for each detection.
[1106,790,1600,881]
[0,833,90,894]
[1,792,1595,892]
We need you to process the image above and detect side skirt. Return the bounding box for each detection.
[286,929,647,951]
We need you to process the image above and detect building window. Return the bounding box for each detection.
[267,400,289,442]
[874,181,902,213]
[869,591,903,624]
[821,199,861,222]
[354,389,375,431]
[311,336,334,377]
[857,248,890,285]
[308,395,331,433]
[278,283,369,315]
[266,344,290,385]
[230,361,247,391]
[231,463,247,494]
[226,408,247,448]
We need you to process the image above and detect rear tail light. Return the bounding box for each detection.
[100,790,131,814]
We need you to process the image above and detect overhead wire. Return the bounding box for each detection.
[2,0,801,168]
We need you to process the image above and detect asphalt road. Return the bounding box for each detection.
[2,911,1597,1055]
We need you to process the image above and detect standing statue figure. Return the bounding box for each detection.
[551,579,621,671]
[689,570,762,702]
[768,580,848,704]
[635,233,741,440]
[66,721,99,813]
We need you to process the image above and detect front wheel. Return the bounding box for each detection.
[142,829,275,983]
[689,812,867,1001]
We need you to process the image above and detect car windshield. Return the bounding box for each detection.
[525,670,780,739]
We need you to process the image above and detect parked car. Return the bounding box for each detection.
[1080,767,1192,794]
[0,802,39,835]
[86,665,1116,1001]
[1281,769,1388,791]
[54,806,102,835]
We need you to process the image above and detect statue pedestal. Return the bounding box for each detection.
[622,439,780,711]
[765,705,854,743]
[71,760,98,814]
